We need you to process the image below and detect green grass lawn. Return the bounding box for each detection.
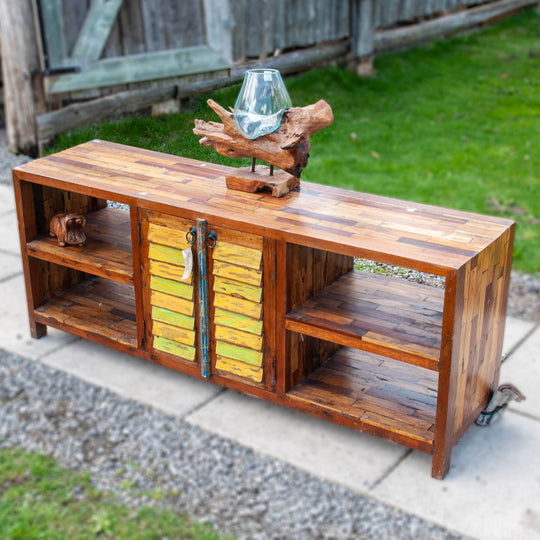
[0,447,226,539]
[50,9,540,273]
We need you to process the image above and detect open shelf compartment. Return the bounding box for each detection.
[286,269,444,371]
[34,275,137,348]
[26,206,134,284]
[286,345,437,452]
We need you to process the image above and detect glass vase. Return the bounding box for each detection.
[233,69,292,140]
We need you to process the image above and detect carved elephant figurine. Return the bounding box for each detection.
[49,213,87,247]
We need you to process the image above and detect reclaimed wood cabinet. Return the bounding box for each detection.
[13,140,515,479]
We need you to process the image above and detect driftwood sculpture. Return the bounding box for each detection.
[193,99,333,197]
[49,213,87,247]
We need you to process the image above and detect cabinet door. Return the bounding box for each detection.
[210,226,266,385]
[140,211,274,389]
[141,211,198,367]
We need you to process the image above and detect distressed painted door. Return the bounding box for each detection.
[140,211,198,369]
[140,210,275,389]
[210,225,268,386]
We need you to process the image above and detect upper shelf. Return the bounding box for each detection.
[286,270,444,371]
[26,207,134,284]
[13,139,515,276]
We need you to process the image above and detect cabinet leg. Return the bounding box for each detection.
[431,447,452,479]
[30,321,47,339]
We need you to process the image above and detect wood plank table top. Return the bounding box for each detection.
[14,139,515,276]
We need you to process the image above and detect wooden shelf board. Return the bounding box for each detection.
[287,347,437,450]
[34,276,137,348]
[286,270,444,370]
[26,207,133,284]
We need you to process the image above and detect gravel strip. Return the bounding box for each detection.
[0,348,468,540]
[0,130,32,185]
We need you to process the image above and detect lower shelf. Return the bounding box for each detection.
[286,347,438,452]
[34,276,137,348]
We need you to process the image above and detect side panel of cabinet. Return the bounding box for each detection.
[140,210,198,369]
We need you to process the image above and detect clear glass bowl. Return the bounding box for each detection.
[233,69,292,140]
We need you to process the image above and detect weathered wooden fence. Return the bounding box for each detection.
[0,0,538,154]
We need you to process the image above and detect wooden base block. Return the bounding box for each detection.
[226,165,300,198]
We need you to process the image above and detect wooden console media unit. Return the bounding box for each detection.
[13,140,515,479]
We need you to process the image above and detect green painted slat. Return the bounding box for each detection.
[149,243,184,266]
[47,46,229,94]
[72,0,124,61]
[214,308,263,335]
[152,306,195,330]
[151,275,193,300]
[39,0,68,68]
[154,336,196,361]
[213,276,262,303]
[216,341,263,367]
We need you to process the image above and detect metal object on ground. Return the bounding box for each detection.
[475,383,526,426]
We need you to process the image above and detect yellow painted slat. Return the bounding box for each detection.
[153,320,195,346]
[151,290,194,316]
[214,308,263,335]
[213,275,262,303]
[216,341,263,367]
[215,324,263,350]
[149,243,185,266]
[213,261,262,287]
[152,306,195,330]
[213,241,262,270]
[148,223,190,250]
[214,292,262,320]
[150,259,192,285]
[154,336,196,361]
[216,355,263,383]
[151,275,193,300]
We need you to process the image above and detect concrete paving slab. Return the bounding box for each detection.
[372,412,540,540]
[0,251,22,281]
[187,389,409,491]
[0,183,15,215]
[0,274,77,357]
[39,338,223,418]
[0,209,21,255]
[502,317,536,359]
[500,324,540,419]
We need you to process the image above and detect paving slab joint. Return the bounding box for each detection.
[182,386,228,420]
[368,448,413,491]
[0,269,23,285]
[502,321,540,362]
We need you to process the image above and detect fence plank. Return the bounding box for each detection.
[0,0,41,154]
[204,0,233,63]
[376,0,538,51]
[72,0,124,61]
[39,0,68,67]
[46,45,228,94]
[352,0,375,58]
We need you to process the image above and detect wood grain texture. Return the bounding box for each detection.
[34,276,137,348]
[26,207,133,283]
[287,346,437,452]
[14,141,516,479]
[286,270,444,370]
[211,226,265,383]
[144,211,197,363]
[14,140,514,276]
[451,227,514,436]
[286,243,354,389]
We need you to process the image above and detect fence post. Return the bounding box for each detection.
[0,0,42,156]
[351,0,375,76]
